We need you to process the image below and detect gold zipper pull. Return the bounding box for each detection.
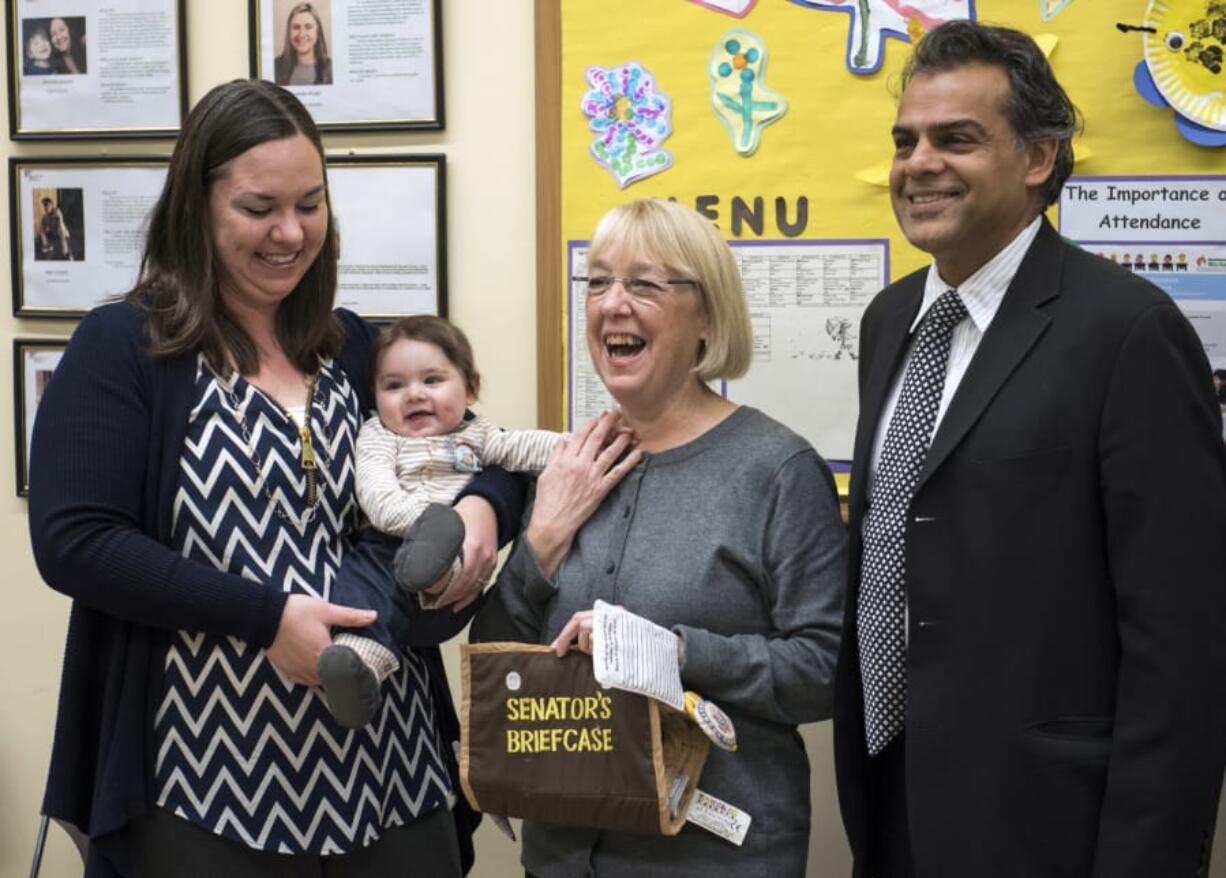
[299,425,317,471]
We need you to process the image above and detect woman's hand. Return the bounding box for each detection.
[430,494,499,612]
[527,411,642,578]
[551,610,594,657]
[551,607,686,663]
[266,595,376,686]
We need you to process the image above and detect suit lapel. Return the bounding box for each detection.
[915,220,1065,492]
[849,272,925,525]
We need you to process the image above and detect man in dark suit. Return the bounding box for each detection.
[834,20,1226,878]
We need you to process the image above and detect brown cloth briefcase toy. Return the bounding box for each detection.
[460,642,727,835]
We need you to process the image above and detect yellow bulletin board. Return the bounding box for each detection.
[534,0,1226,467]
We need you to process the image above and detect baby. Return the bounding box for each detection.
[319,315,563,727]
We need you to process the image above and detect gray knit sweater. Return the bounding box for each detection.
[472,406,846,877]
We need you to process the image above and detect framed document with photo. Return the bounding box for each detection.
[328,154,446,319]
[9,156,169,317]
[5,0,187,139]
[14,338,67,496]
[249,0,443,131]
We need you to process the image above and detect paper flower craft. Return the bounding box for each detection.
[709,30,787,155]
[689,0,758,16]
[1039,0,1076,21]
[788,0,976,75]
[581,62,674,188]
[1124,0,1226,146]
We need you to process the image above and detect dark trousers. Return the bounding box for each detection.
[331,528,419,653]
[867,733,917,878]
[332,528,477,651]
[128,802,461,878]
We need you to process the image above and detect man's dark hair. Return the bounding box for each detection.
[901,20,1082,209]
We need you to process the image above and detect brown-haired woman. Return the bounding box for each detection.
[28,79,520,877]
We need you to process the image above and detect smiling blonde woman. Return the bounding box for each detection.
[473,198,847,878]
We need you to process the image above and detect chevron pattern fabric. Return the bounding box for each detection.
[154,359,453,854]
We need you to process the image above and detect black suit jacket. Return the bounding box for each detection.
[833,220,1226,878]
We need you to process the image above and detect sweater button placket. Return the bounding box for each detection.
[603,467,641,600]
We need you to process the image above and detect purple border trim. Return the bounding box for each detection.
[1073,239,1226,246]
[566,240,587,431]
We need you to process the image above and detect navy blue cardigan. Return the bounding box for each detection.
[28,302,524,877]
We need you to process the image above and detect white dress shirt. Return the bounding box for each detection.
[868,216,1043,483]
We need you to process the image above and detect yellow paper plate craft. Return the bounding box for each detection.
[1124,0,1226,145]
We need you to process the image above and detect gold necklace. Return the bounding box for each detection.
[216,368,322,523]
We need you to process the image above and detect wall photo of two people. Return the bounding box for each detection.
[20,15,86,77]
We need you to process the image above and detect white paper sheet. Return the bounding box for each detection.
[591,599,685,711]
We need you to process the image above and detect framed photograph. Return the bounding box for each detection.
[6,0,187,140]
[14,338,67,497]
[10,156,170,318]
[249,0,443,131]
[328,153,446,319]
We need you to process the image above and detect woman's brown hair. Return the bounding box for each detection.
[126,78,341,376]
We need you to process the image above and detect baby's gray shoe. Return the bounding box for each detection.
[318,645,381,729]
[395,503,466,594]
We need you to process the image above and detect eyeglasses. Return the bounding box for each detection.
[572,275,698,300]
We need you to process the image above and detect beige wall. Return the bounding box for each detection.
[3,3,1221,878]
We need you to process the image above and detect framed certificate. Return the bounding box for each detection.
[9,156,170,318]
[6,0,187,139]
[328,154,446,319]
[11,154,445,320]
[14,338,67,496]
[250,0,443,131]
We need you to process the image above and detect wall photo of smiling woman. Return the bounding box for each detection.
[273,0,332,86]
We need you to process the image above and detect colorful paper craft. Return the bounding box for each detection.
[689,0,759,16]
[788,0,977,75]
[1033,33,1060,58]
[580,62,675,187]
[708,30,788,155]
[1039,0,1076,22]
[1129,0,1226,144]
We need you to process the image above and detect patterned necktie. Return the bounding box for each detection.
[858,289,967,756]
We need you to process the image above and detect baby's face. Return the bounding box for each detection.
[375,338,475,439]
[27,32,51,63]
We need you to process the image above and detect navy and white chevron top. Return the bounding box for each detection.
[153,357,453,854]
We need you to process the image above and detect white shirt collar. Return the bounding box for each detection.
[912,215,1044,334]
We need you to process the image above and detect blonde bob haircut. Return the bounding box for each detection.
[588,199,752,382]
